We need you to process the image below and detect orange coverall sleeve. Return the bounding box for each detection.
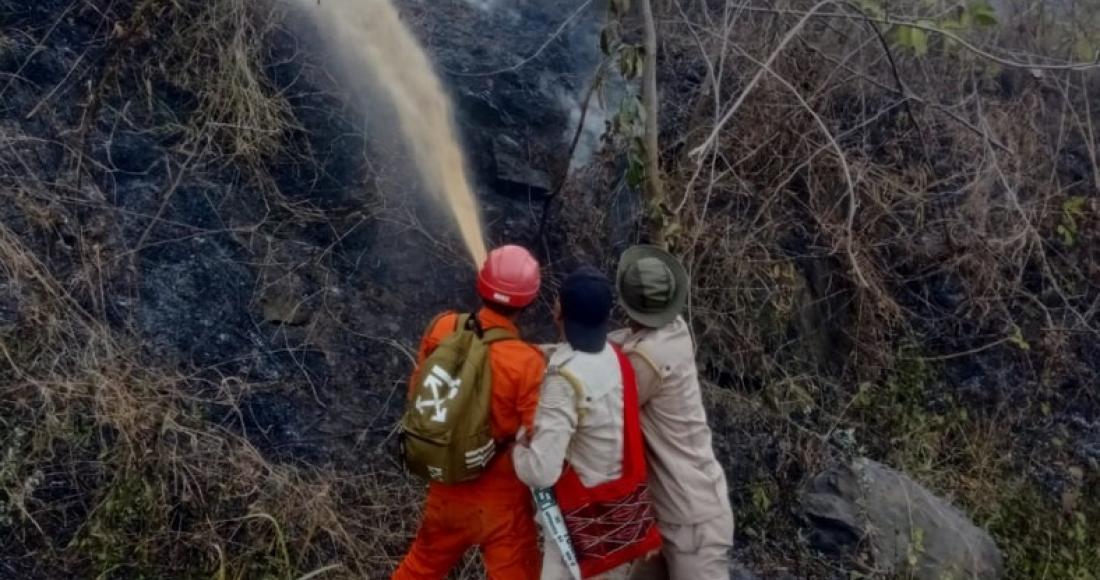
[516,351,546,430]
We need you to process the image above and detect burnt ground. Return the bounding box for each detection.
[0,0,601,470]
[3,1,1098,578]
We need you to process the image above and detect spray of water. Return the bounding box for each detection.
[290,0,488,267]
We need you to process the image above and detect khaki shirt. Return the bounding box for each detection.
[611,317,731,525]
[513,343,624,490]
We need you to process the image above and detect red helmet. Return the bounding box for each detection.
[477,245,540,308]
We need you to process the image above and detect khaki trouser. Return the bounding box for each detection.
[628,514,735,580]
[541,537,631,580]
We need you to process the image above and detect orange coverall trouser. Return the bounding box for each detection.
[391,486,539,580]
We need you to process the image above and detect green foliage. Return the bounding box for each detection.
[609,96,647,188]
[1073,34,1099,62]
[75,475,162,579]
[617,44,645,81]
[968,1,999,27]
[885,1,1000,57]
[851,345,950,472]
[846,343,1100,579]
[1058,196,1089,247]
[987,482,1100,579]
[598,6,648,189]
[856,0,885,20]
[737,476,781,542]
[1008,323,1030,351]
[905,525,926,571]
[0,425,41,530]
[893,23,931,57]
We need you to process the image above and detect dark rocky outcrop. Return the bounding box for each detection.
[802,458,1004,580]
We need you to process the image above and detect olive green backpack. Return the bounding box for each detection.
[401,314,514,484]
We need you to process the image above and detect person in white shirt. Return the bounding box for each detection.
[514,265,660,580]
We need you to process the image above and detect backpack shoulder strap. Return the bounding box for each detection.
[612,345,646,480]
[481,326,516,344]
[453,312,470,333]
[475,311,516,344]
[546,363,587,421]
[626,344,663,379]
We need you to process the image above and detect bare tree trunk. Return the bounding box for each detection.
[640,0,667,247]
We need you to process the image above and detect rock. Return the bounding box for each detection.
[802,458,1004,580]
[493,135,552,199]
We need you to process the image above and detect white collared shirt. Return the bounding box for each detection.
[512,342,624,489]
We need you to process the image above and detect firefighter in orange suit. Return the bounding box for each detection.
[393,245,546,580]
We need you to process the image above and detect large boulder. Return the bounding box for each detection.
[493,134,552,199]
[801,458,1004,579]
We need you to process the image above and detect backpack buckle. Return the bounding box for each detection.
[465,312,486,339]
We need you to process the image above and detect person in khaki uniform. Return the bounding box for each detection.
[610,246,735,580]
[514,266,660,580]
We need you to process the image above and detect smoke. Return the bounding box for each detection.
[556,86,607,168]
[462,0,497,10]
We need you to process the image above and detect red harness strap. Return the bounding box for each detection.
[554,346,662,578]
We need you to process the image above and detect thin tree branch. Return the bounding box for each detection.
[689,0,836,160]
[444,0,594,77]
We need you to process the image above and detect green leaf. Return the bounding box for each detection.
[751,484,772,513]
[626,156,645,188]
[1073,37,1096,62]
[959,9,973,29]
[600,27,613,55]
[1008,324,1030,351]
[911,23,931,56]
[968,1,998,27]
[910,21,928,55]
[891,25,912,48]
[1058,224,1075,247]
[619,46,639,79]
[858,0,885,19]
[1064,196,1088,220]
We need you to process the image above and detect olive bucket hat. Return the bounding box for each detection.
[616,245,689,328]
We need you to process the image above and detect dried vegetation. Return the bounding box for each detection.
[614,0,1099,575]
[1,0,418,578]
[0,0,1098,578]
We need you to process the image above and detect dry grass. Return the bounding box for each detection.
[560,0,1099,575]
[115,0,295,169]
[0,213,430,578]
[0,1,427,577]
[1,0,1098,578]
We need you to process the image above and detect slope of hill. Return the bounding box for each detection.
[0,0,1097,578]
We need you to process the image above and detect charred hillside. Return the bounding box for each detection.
[1,0,1098,579]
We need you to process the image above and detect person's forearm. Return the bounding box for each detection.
[513,427,570,488]
[513,377,578,488]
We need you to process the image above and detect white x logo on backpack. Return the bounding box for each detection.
[415,365,462,423]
